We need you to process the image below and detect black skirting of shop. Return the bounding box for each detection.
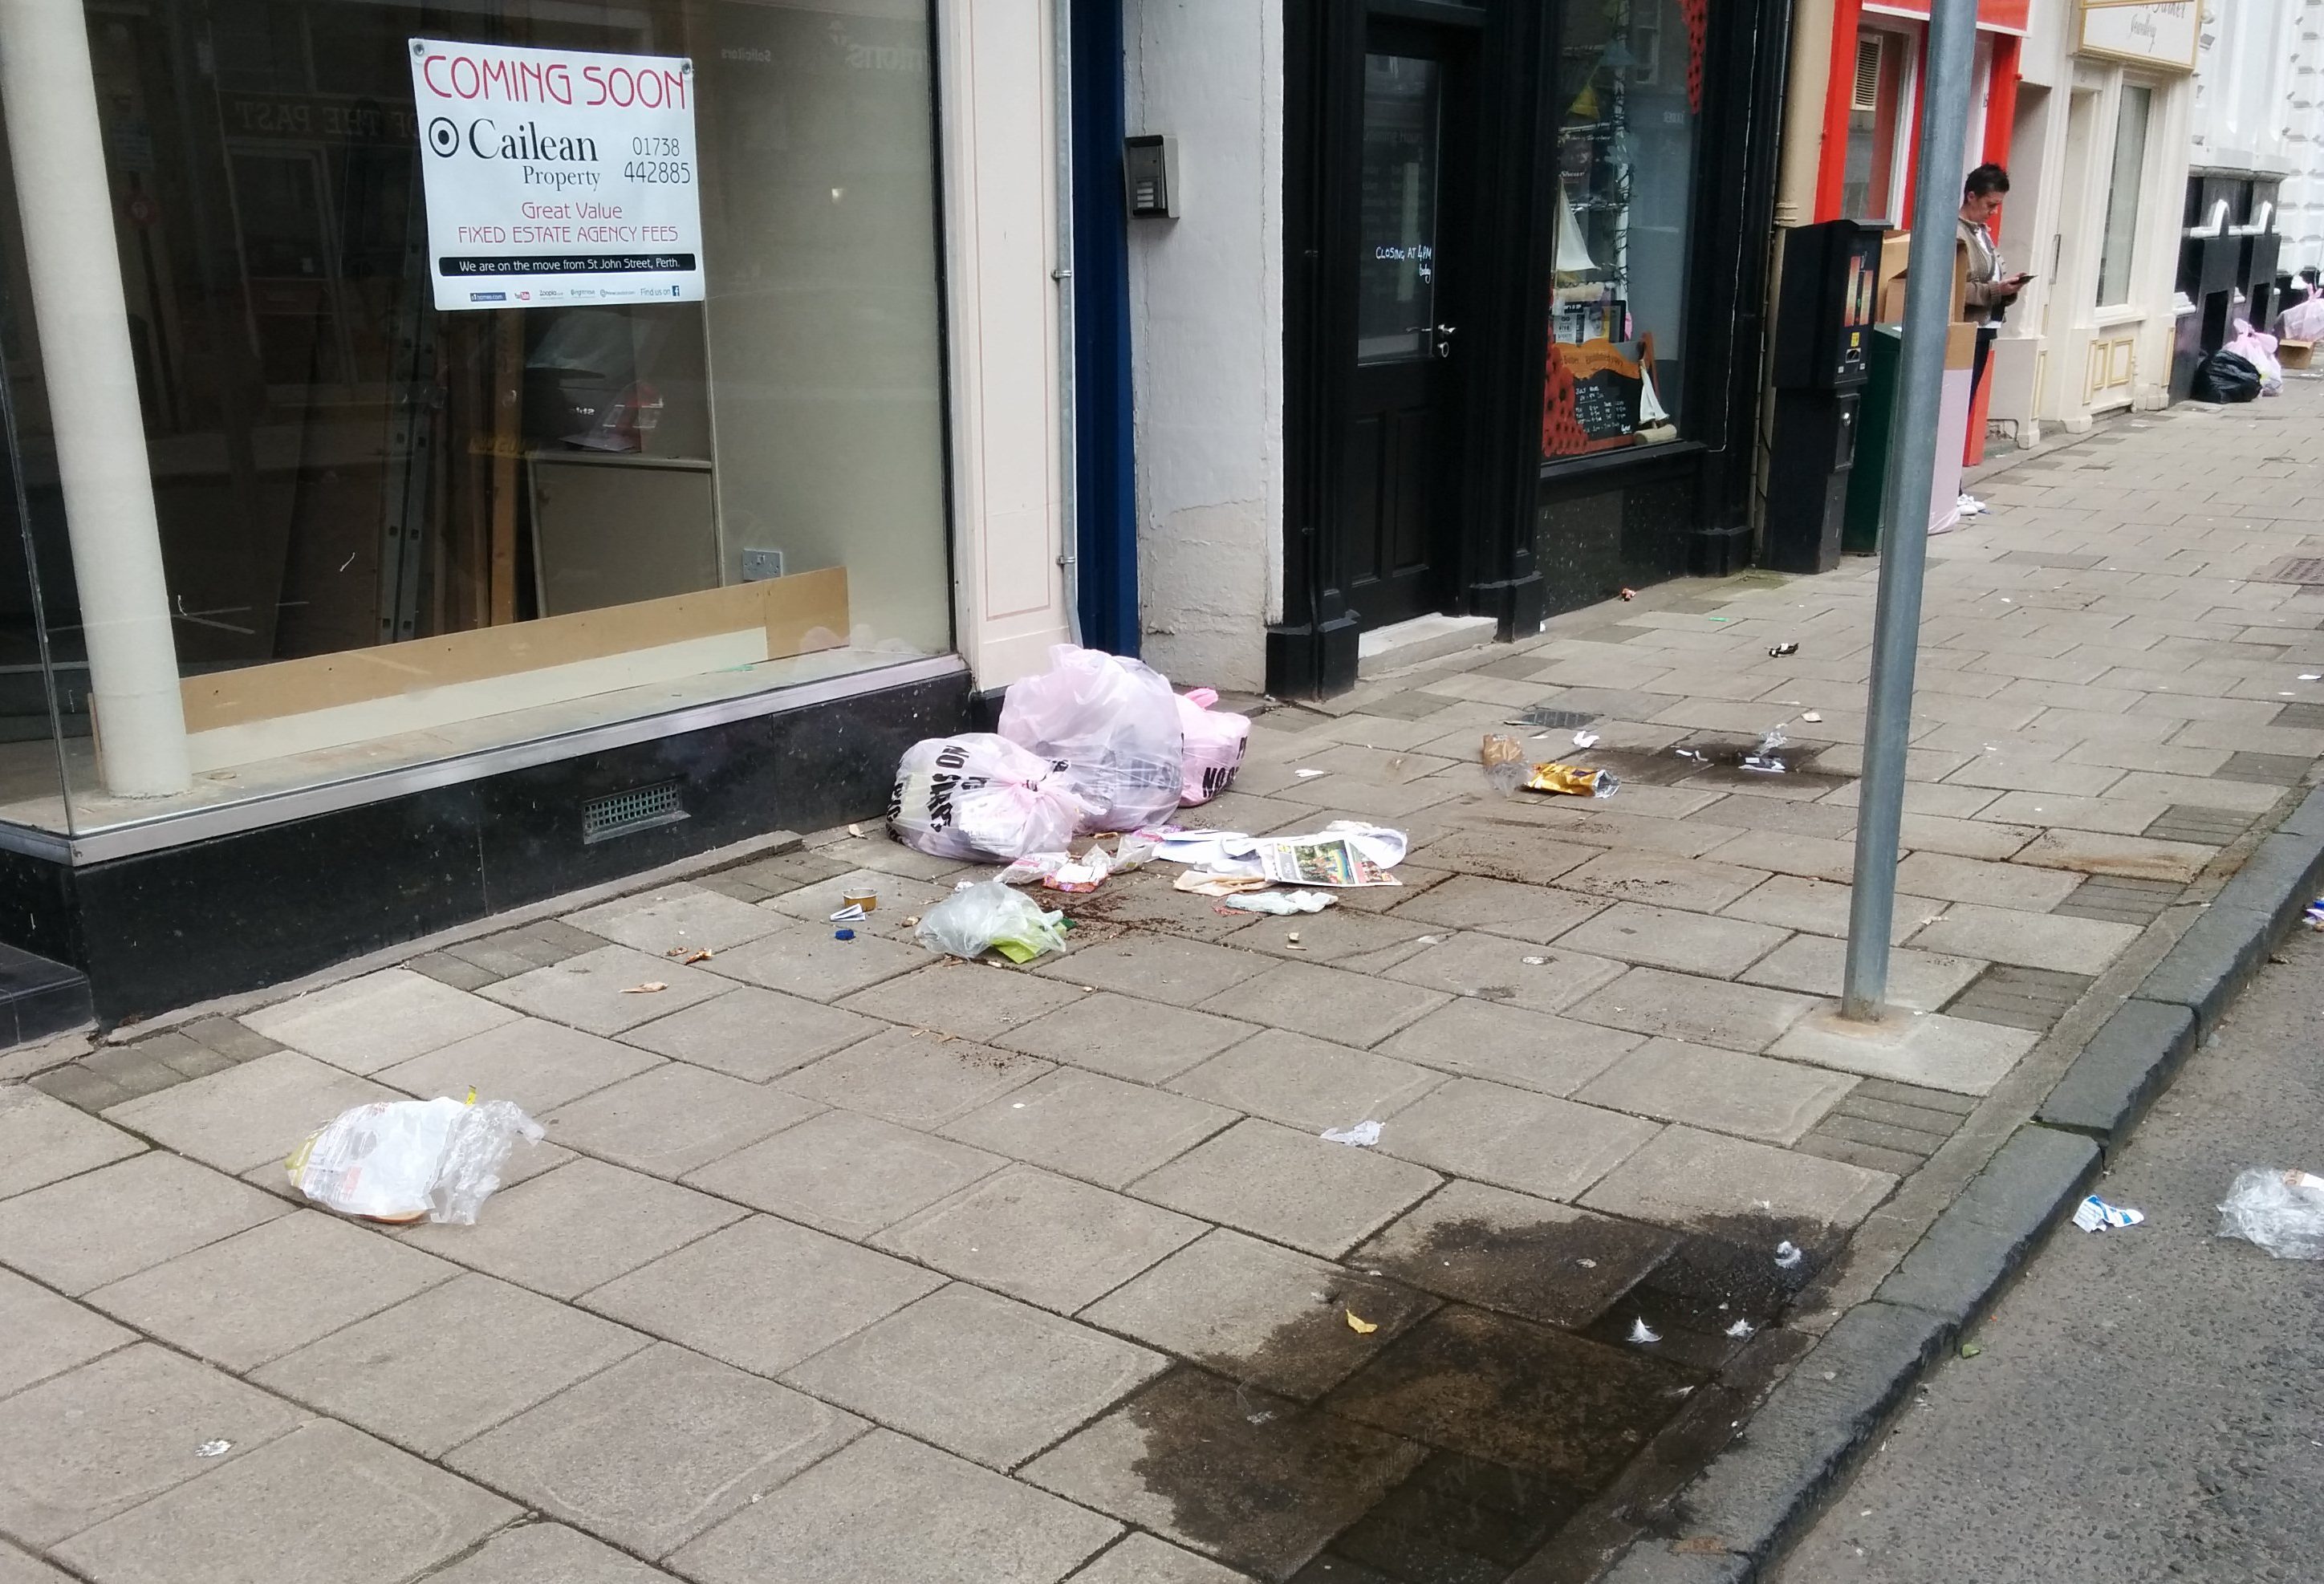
[0,668,970,1023]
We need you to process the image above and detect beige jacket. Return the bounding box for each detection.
[1958,215,2012,323]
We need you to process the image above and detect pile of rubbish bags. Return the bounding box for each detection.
[888,644,1250,863]
[2194,319,2285,404]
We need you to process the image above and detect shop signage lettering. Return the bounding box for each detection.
[221,93,419,145]
[2076,0,2198,70]
[409,39,705,311]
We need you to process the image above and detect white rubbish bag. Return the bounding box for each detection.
[1176,688,1252,806]
[2219,1167,2324,1259]
[998,645,1184,833]
[287,1097,542,1225]
[887,733,1098,861]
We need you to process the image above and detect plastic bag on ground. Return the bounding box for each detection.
[887,733,1098,861]
[2192,349,2262,403]
[2218,1167,2324,1259]
[1176,688,1252,805]
[915,879,1071,963]
[2281,294,2324,343]
[288,1097,542,1225]
[2223,319,2285,394]
[999,645,1184,832]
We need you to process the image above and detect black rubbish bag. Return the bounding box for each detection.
[2193,349,2262,404]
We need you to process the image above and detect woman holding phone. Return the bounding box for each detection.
[1956,164,2031,515]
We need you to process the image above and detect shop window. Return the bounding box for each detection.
[2097,83,2153,307]
[0,0,950,832]
[1542,0,1703,459]
[1840,26,1912,226]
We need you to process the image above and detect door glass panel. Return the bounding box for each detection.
[1356,52,1440,364]
[2097,83,2151,307]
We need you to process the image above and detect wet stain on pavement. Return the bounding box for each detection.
[1082,1210,1842,1582]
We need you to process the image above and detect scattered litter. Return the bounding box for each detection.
[620,981,668,995]
[2071,1194,2145,1233]
[1522,956,1548,966]
[1674,746,1708,762]
[1247,1409,1277,1426]
[1576,1258,1597,1269]
[1619,587,1636,600]
[1741,722,1789,774]
[1163,822,1408,887]
[1481,733,1530,796]
[1346,1309,1380,1335]
[834,928,856,941]
[2300,675,2320,682]
[847,822,864,838]
[1417,935,1442,945]
[1177,871,1274,898]
[666,947,714,964]
[1773,1241,1803,1269]
[1042,847,1116,894]
[1628,1318,1661,1345]
[841,887,880,913]
[1284,932,1302,950]
[1294,768,1329,778]
[1768,642,1799,657]
[1572,729,1601,749]
[2219,1168,2324,1258]
[1522,762,1620,798]
[287,1097,542,1225]
[1223,890,1339,915]
[194,1440,232,1458]
[1959,1342,1984,1359]
[1322,1120,1383,1147]
[1115,832,1162,871]
[2306,900,2324,931]
[998,852,1068,884]
[1725,1318,1755,1338]
[1801,711,1822,723]
[915,880,1071,964]
[829,904,868,923]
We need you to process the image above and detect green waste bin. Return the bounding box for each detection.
[1843,324,1903,554]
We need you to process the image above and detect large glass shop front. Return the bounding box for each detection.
[0,0,950,836]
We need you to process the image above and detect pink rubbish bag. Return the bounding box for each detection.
[998,645,1184,832]
[887,734,1099,861]
[1176,688,1251,805]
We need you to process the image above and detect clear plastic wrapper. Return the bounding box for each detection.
[287,1098,542,1225]
[2218,1167,2324,1259]
[914,880,1072,963]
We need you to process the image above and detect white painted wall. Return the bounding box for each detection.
[1123,0,1284,692]
[937,0,1079,691]
[2281,0,2324,270]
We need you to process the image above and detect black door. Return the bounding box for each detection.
[1339,18,1473,631]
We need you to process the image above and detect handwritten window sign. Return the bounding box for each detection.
[408,39,706,311]
[1550,339,1647,454]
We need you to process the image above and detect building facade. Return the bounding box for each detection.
[1127,0,1794,697]
[0,0,1089,1019]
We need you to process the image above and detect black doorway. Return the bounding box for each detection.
[1339,21,1475,630]
[1274,0,1546,700]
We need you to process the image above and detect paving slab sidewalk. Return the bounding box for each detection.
[5,387,2322,1583]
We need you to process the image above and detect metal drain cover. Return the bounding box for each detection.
[2257,555,2324,585]
[1508,705,1599,730]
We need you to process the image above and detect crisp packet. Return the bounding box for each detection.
[1522,762,1620,798]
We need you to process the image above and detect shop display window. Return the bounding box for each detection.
[1542,0,1703,459]
[0,0,950,835]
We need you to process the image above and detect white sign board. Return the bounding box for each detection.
[2077,1,2199,71]
[408,39,705,310]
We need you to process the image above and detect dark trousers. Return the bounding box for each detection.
[1970,323,1998,404]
